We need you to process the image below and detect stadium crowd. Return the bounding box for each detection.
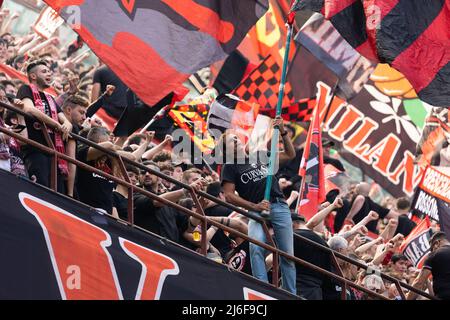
[0,5,449,300]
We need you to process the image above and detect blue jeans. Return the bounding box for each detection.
[248,200,296,294]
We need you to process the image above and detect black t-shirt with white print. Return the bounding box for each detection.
[221,153,284,204]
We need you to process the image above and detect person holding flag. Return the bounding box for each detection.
[220,116,297,294]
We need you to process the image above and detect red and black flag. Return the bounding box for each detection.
[212,50,255,96]
[259,97,317,122]
[297,93,326,220]
[113,87,188,137]
[400,217,432,268]
[293,0,450,106]
[168,103,215,153]
[207,94,260,145]
[44,0,269,106]
[233,54,296,110]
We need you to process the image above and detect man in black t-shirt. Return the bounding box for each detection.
[408,232,450,300]
[91,65,129,119]
[112,164,140,220]
[394,197,416,237]
[76,127,137,213]
[293,214,333,300]
[76,127,116,213]
[16,60,72,192]
[346,182,400,233]
[133,162,205,244]
[221,118,297,295]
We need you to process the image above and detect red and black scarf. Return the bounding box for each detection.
[30,85,69,176]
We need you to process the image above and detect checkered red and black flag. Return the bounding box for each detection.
[259,98,317,122]
[233,54,295,111]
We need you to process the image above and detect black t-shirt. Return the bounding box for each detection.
[221,155,284,204]
[133,192,189,244]
[294,229,332,287]
[324,156,345,172]
[76,145,115,213]
[17,85,62,152]
[204,205,234,257]
[278,148,303,179]
[424,245,450,299]
[395,215,416,237]
[352,197,390,233]
[93,65,129,118]
[225,241,252,276]
[112,191,129,220]
[333,199,351,233]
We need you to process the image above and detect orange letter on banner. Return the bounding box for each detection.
[343,117,379,155]
[119,238,179,300]
[243,287,276,300]
[19,193,122,300]
[389,151,420,196]
[328,105,363,141]
[362,134,401,174]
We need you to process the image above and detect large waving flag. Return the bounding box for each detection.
[297,92,326,220]
[293,0,450,107]
[45,0,269,106]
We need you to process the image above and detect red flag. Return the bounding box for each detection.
[44,0,269,107]
[293,0,450,106]
[297,93,326,220]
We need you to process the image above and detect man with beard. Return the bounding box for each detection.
[16,60,72,192]
[134,162,206,245]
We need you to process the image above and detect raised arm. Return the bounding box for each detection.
[406,268,432,300]
[142,135,172,160]
[371,241,394,266]
[306,197,343,230]
[355,237,384,255]
[275,117,296,166]
[127,132,154,161]
[86,85,115,117]
[345,195,365,222]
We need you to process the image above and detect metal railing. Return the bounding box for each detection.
[0,100,434,300]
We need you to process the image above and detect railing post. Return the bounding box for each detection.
[190,190,208,256]
[394,280,407,300]
[330,251,347,300]
[40,124,57,192]
[116,156,134,225]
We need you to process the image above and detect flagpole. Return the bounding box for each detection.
[139,105,172,134]
[261,14,296,218]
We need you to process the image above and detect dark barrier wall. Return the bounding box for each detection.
[0,170,296,300]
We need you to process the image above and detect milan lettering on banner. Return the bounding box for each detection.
[0,170,296,300]
[309,65,427,198]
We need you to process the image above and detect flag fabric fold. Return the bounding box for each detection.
[44,0,269,106]
[293,0,450,106]
[297,96,326,220]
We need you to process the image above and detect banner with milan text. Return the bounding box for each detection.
[0,170,295,300]
[312,64,429,198]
